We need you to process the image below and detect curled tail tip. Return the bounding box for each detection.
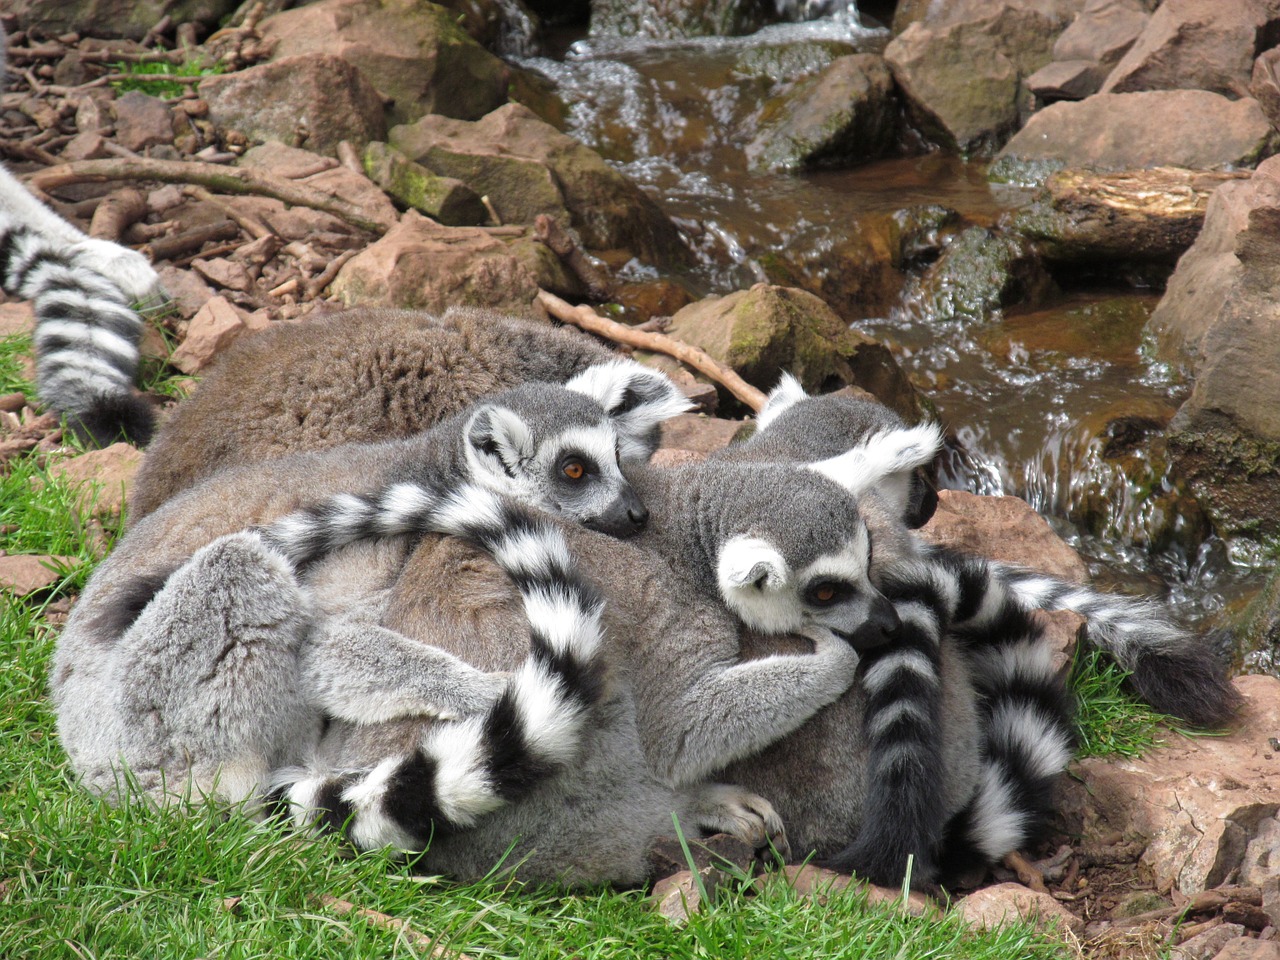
[64,393,155,447]
[1127,636,1242,730]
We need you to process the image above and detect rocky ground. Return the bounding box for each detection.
[4,1,1280,957]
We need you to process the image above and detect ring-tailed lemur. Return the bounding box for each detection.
[52,363,690,805]
[128,307,630,518]
[0,25,164,445]
[219,426,1060,888]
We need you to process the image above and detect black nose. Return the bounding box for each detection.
[628,504,649,530]
[841,595,902,652]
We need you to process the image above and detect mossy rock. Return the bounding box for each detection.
[362,142,488,225]
[666,284,923,419]
[904,226,1055,325]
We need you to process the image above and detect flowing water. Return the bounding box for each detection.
[513,7,1267,643]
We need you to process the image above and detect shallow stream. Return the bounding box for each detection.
[515,7,1267,648]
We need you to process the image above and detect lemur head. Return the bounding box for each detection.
[709,420,944,650]
[728,373,941,528]
[462,361,690,538]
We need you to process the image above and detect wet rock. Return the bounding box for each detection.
[1171,923,1248,960]
[903,226,1055,323]
[746,54,897,171]
[1058,675,1280,894]
[361,142,487,226]
[8,0,237,40]
[111,92,174,152]
[259,0,509,126]
[50,443,144,519]
[1100,0,1280,99]
[884,1,1081,153]
[1146,155,1280,541]
[389,103,688,266]
[590,0,773,40]
[0,554,78,596]
[171,296,251,375]
[331,210,578,313]
[956,882,1085,937]
[1026,0,1150,101]
[918,488,1089,583]
[199,53,387,157]
[665,284,923,419]
[434,0,541,55]
[1012,167,1251,265]
[991,91,1278,184]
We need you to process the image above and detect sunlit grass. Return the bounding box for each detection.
[1068,646,1182,759]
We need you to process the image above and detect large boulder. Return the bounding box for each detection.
[259,0,510,126]
[330,210,579,312]
[389,103,689,266]
[884,0,1084,153]
[1026,0,1151,100]
[1100,0,1280,98]
[1146,155,1280,540]
[7,0,237,39]
[745,54,898,171]
[198,54,387,157]
[664,284,923,419]
[1058,675,1280,894]
[992,91,1279,184]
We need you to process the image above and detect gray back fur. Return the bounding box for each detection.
[129,307,624,518]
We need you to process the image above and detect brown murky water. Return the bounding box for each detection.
[518,15,1267,643]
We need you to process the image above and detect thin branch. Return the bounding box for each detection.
[28,157,394,234]
[535,289,766,411]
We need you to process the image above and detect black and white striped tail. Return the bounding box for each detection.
[822,566,951,887]
[271,484,609,851]
[939,631,1077,876]
[926,546,1240,729]
[0,224,154,446]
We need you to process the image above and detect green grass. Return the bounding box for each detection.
[0,332,35,399]
[1068,646,1184,759]
[0,446,1069,959]
[110,57,225,99]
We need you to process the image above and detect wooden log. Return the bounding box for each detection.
[1014,166,1251,264]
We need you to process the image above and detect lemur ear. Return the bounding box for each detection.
[755,372,808,431]
[808,422,944,501]
[465,404,535,480]
[565,360,693,462]
[717,535,789,595]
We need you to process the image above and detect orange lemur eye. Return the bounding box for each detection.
[815,584,836,603]
[562,459,586,480]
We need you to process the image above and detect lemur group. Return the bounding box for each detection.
[1,40,1238,888]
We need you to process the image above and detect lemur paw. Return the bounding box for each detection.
[688,783,790,862]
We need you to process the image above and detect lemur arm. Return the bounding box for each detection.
[629,618,860,789]
[298,608,508,725]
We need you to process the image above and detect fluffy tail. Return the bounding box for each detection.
[821,564,951,887]
[939,633,1076,876]
[271,485,608,850]
[0,224,157,445]
[925,546,1240,729]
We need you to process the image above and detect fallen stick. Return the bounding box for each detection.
[534,214,613,301]
[316,895,473,960]
[184,184,276,241]
[535,288,766,411]
[29,157,394,234]
[141,220,240,261]
[89,188,149,242]
[305,248,359,299]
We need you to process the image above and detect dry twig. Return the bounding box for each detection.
[534,214,613,300]
[88,188,148,242]
[29,157,394,234]
[316,895,473,960]
[536,288,766,410]
[304,248,359,299]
